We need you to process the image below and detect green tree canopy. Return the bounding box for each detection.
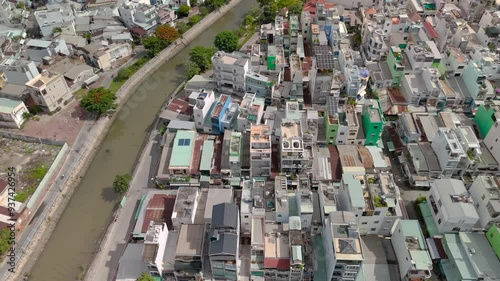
[191,0,198,5]
[136,272,155,281]
[176,22,189,34]
[189,46,217,72]
[113,173,132,195]
[214,31,238,53]
[0,229,11,256]
[80,87,117,115]
[243,15,254,27]
[188,15,202,26]
[185,61,201,79]
[115,67,133,82]
[206,0,226,10]
[142,36,170,57]
[178,4,190,17]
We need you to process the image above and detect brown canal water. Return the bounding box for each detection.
[28,1,257,280]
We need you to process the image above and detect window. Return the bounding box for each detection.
[475,203,479,209]
[438,218,442,224]
[370,228,376,231]
[362,222,367,225]
[374,220,379,224]
[386,220,392,223]
[340,132,345,135]
[374,211,381,216]
[374,126,378,130]
[244,215,249,218]
[483,194,486,200]
[452,227,461,232]
[438,199,442,207]
[492,233,495,238]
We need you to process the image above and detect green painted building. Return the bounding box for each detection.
[474,105,497,138]
[362,99,385,146]
[323,110,339,144]
[487,224,500,260]
[267,45,276,71]
[387,46,404,87]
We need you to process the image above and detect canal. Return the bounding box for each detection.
[28,1,257,280]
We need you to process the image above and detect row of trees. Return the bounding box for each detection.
[257,0,305,23]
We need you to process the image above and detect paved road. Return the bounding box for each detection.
[0,114,97,280]
[84,128,162,281]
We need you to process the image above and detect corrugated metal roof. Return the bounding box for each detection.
[211,203,238,229]
[0,98,23,113]
[200,140,214,171]
[26,39,52,48]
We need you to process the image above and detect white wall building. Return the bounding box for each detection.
[236,93,264,132]
[250,125,272,178]
[391,219,432,280]
[212,51,249,95]
[431,128,467,177]
[118,1,158,31]
[34,5,75,38]
[190,89,215,131]
[426,179,479,233]
[171,186,199,229]
[468,175,500,230]
[0,58,39,86]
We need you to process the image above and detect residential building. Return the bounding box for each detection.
[0,59,39,86]
[470,47,500,81]
[0,98,28,129]
[118,1,158,32]
[250,125,272,178]
[397,112,420,143]
[484,116,500,164]
[224,131,242,178]
[405,41,441,72]
[245,71,276,104]
[431,128,467,176]
[236,93,265,132]
[26,39,70,63]
[34,6,74,37]
[474,105,500,138]
[212,51,249,95]
[390,219,432,280]
[25,71,73,113]
[386,46,404,87]
[426,179,480,233]
[486,224,500,260]
[204,189,233,224]
[280,119,312,174]
[311,46,335,104]
[441,232,500,280]
[337,106,361,145]
[463,60,494,105]
[190,89,216,131]
[468,176,500,230]
[263,223,291,280]
[323,211,364,281]
[209,203,240,280]
[81,43,133,70]
[171,186,199,228]
[454,126,482,176]
[210,94,231,134]
[142,222,169,278]
[167,130,197,177]
[274,176,290,224]
[445,47,468,77]
[0,0,14,25]
[361,99,385,146]
[174,224,205,281]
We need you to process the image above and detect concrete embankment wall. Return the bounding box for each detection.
[9,2,244,280]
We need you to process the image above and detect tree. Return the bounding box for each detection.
[80,87,117,115]
[199,6,209,16]
[189,46,216,71]
[185,61,201,79]
[136,272,155,281]
[178,4,190,17]
[142,36,169,57]
[176,22,189,34]
[0,229,11,256]
[115,67,133,82]
[188,15,202,26]
[243,15,254,27]
[154,24,179,43]
[52,27,62,34]
[191,0,198,5]
[113,173,132,195]
[214,31,238,53]
[206,0,226,10]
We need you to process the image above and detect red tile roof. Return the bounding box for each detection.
[327,146,342,182]
[423,21,438,39]
[364,8,377,16]
[0,179,7,194]
[141,194,176,232]
[387,87,407,105]
[189,137,204,175]
[167,98,191,115]
[408,12,422,22]
[264,258,290,270]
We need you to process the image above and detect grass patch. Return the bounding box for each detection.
[15,164,49,203]
[73,88,88,100]
[108,80,126,94]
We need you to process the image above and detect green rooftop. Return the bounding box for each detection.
[419,202,439,237]
[200,140,214,171]
[0,97,22,113]
[400,220,427,249]
[169,130,196,168]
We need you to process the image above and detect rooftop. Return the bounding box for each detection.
[430,179,478,220]
[250,125,271,143]
[169,130,196,168]
[204,189,233,221]
[25,71,60,88]
[173,186,198,220]
[329,211,364,261]
[176,224,205,257]
[0,98,23,113]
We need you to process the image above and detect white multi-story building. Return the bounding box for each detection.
[171,186,199,229]
[236,93,264,132]
[426,179,480,233]
[212,51,249,95]
[337,106,360,145]
[338,173,403,236]
[189,89,215,131]
[484,118,500,164]
[280,119,312,174]
[454,126,482,176]
[25,71,73,113]
[469,47,500,81]
[405,41,442,72]
[431,128,467,176]
[250,124,272,178]
[468,176,500,230]
[0,58,39,86]
[34,5,74,38]
[323,211,364,281]
[391,219,433,280]
[118,0,158,31]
